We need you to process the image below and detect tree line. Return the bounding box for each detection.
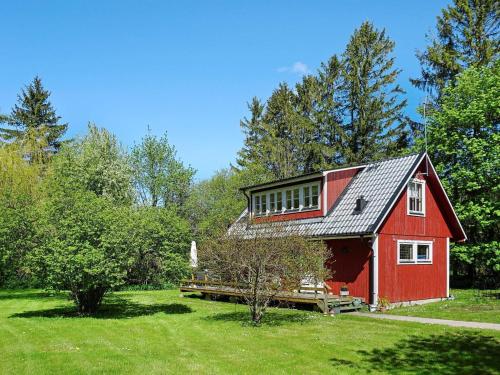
[0,0,498,313]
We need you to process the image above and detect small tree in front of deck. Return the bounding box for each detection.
[200,223,331,324]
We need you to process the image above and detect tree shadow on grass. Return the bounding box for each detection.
[331,332,500,374]
[10,296,193,319]
[206,310,317,327]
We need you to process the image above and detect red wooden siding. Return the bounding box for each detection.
[325,239,371,302]
[253,208,322,223]
[378,234,447,302]
[326,168,361,211]
[377,165,451,302]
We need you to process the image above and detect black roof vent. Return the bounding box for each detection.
[354,195,368,214]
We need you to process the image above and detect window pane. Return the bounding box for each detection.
[293,188,299,209]
[277,192,283,211]
[255,196,260,214]
[409,182,423,213]
[399,244,413,262]
[304,186,310,207]
[261,194,267,213]
[270,193,275,212]
[417,244,430,261]
[312,185,319,207]
[286,190,292,210]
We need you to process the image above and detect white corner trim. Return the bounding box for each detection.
[372,234,379,306]
[446,237,450,297]
[323,173,328,214]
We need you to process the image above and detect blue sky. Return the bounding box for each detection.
[0,1,450,179]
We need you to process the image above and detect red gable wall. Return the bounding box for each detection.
[326,168,361,212]
[377,164,452,302]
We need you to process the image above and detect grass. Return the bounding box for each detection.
[0,289,499,374]
[385,289,500,324]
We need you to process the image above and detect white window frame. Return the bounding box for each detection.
[397,240,433,265]
[251,181,321,217]
[407,178,426,216]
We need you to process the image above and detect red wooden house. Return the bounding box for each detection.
[229,153,466,307]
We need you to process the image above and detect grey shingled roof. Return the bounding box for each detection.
[228,153,424,238]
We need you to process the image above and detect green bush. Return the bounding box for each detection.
[30,190,136,314]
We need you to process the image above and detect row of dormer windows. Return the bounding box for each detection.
[252,182,320,216]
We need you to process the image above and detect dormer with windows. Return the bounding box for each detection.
[252,180,321,217]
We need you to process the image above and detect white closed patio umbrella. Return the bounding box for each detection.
[190,241,198,268]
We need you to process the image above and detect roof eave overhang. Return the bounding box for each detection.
[240,172,324,193]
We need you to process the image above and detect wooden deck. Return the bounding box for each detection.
[179,279,365,314]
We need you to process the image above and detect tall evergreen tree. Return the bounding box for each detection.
[341,21,408,163]
[412,0,499,99]
[237,97,265,168]
[260,83,307,179]
[316,55,346,166]
[0,76,68,159]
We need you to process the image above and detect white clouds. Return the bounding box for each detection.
[277,61,310,75]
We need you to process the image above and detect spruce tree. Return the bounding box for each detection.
[236,97,265,168]
[341,21,408,163]
[261,83,304,179]
[316,55,346,166]
[0,76,68,159]
[412,0,499,99]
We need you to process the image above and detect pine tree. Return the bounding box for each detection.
[0,76,68,159]
[412,0,499,99]
[341,21,408,163]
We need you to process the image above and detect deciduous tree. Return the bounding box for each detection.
[201,223,331,324]
[423,63,499,281]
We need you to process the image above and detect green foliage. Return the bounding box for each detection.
[130,131,195,211]
[127,207,191,286]
[186,165,271,238]
[341,22,409,163]
[423,63,500,279]
[237,21,409,177]
[412,0,499,99]
[0,76,67,159]
[0,144,42,286]
[30,190,136,314]
[51,123,133,205]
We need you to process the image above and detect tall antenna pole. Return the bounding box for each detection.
[423,94,429,176]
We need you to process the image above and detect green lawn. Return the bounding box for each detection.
[385,289,500,324]
[0,289,499,374]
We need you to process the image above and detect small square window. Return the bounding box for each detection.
[398,241,432,264]
[417,244,430,262]
[399,244,413,263]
